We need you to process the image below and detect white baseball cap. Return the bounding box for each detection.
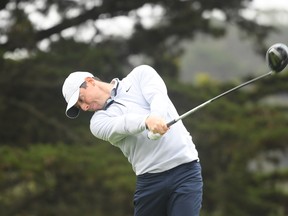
[62,71,94,118]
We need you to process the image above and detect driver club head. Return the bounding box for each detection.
[266,43,288,73]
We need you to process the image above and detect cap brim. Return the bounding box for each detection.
[66,106,80,119]
[65,89,80,119]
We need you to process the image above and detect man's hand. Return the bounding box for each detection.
[145,115,169,135]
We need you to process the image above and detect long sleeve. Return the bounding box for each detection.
[90,112,147,144]
[137,65,169,118]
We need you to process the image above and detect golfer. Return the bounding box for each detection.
[62,65,203,216]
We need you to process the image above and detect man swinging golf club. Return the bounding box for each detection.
[62,65,203,216]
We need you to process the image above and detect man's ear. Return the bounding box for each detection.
[85,77,96,85]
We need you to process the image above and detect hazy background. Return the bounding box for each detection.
[0,0,288,216]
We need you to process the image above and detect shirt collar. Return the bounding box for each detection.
[110,78,120,99]
[102,78,119,110]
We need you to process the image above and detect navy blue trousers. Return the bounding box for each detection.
[134,161,203,216]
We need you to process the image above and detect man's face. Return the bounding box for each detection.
[76,77,104,112]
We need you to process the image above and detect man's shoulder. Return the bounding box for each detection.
[126,65,157,80]
[131,65,155,73]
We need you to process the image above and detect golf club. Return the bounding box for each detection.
[148,43,288,140]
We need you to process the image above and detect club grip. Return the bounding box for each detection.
[167,119,177,127]
[147,119,178,141]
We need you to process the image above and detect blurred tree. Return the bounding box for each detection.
[0,0,274,76]
[0,143,136,216]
